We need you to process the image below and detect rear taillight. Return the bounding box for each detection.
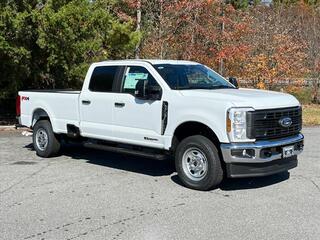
[16,95,21,116]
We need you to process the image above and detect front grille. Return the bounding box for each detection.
[247,107,302,140]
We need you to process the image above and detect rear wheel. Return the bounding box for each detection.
[33,120,61,157]
[175,135,223,190]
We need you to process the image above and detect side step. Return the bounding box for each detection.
[83,142,168,161]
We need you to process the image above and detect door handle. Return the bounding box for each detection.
[114,102,125,108]
[82,100,91,105]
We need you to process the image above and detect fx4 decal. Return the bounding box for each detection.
[22,96,30,101]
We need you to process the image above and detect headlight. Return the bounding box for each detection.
[227,107,255,142]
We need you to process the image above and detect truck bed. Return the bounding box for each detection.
[19,90,80,133]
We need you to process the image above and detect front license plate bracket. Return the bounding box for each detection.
[282,145,294,158]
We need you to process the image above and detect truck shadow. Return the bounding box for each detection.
[25,143,290,190]
[24,143,174,177]
[171,172,290,191]
[61,144,175,177]
[219,172,290,191]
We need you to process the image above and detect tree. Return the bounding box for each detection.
[0,0,139,97]
[1,0,319,101]
[222,2,309,88]
[139,0,252,76]
[294,2,320,102]
[0,2,35,98]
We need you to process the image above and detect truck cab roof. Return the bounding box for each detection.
[95,59,199,66]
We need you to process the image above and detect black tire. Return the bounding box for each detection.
[33,120,61,158]
[175,135,223,191]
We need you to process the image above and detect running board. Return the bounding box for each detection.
[83,142,168,160]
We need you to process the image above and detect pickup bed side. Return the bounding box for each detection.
[18,90,80,133]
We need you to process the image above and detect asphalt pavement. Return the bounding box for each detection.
[0,128,319,240]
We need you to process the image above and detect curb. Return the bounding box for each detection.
[0,125,29,131]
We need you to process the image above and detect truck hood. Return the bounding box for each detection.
[178,88,300,109]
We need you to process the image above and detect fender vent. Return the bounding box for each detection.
[161,101,168,135]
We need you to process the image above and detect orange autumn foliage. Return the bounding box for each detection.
[122,0,319,95]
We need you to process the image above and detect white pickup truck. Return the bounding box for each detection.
[17,60,304,190]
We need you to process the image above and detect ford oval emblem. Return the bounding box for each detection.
[279,117,292,128]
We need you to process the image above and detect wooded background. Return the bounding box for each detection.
[1,0,320,122]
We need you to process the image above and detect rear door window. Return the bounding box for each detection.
[89,66,118,92]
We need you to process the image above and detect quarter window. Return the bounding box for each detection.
[89,66,117,92]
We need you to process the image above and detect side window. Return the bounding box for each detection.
[89,66,117,92]
[122,66,159,94]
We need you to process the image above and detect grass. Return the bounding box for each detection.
[303,104,320,126]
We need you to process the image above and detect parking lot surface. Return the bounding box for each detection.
[0,128,320,240]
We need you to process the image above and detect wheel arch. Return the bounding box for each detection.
[172,121,221,151]
[31,108,51,128]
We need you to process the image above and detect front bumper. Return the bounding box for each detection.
[221,134,304,178]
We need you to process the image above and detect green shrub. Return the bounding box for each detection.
[284,87,313,104]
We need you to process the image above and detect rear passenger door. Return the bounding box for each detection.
[79,65,122,140]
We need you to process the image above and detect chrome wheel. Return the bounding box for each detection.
[35,128,48,151]
[182,147,208,181]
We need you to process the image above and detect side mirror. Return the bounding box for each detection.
[134,80,162,100]
[147,85,162,100]
[229,77,239,88]
[135,79,148,99]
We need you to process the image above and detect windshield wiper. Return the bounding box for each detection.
[176,87,211,90]
[176,85,235,90]
[209,85,235,89]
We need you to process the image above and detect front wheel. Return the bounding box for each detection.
[175,135,223,191]
[33,120,61,158]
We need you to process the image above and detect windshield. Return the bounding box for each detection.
[153,64,235,90]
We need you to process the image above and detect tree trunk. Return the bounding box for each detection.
[219,0,225,76]
[135,0,141,59]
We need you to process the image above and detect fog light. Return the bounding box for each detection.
[294,142,304,151]
[231,149,255,158]
[265,151,272,157]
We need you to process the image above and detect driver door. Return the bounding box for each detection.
[112,65,164,148]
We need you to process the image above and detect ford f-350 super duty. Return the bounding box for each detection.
[17,60,304,190]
